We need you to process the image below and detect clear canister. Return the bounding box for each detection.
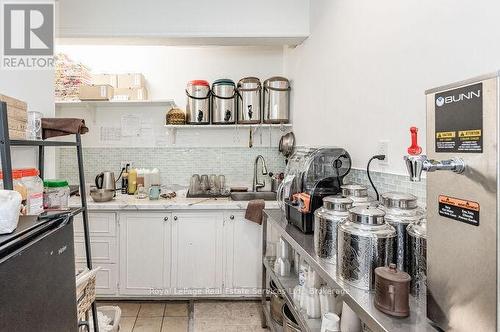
[314,196,353,264]
[380,192,424,272]
[43,179,70,210]
[20,168,44,215]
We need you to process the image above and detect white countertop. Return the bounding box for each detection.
[70,193,280,211]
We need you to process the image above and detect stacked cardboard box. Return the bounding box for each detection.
[79,84,114,101]
[91,73,148,101]
[55,53,92,101]
[0,94,27,139]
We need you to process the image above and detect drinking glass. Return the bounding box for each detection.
[26,111,42,140]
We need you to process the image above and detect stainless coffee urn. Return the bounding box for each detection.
[404,72,499,331]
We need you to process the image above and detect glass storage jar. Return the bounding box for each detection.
[20,168,44,215]
[43,179,70,210]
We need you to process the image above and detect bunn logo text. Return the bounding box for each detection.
[435,89,481,107]
[2,2,54,69]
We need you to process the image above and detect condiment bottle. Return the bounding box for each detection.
[121,172,128,195]
[128,168,137,195]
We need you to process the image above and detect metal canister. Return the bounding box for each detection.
[380,192,424,272]
[237,77,261,124]
[338,206,396,291]
[341,183,375,207]
[406,218,427,300]
[186,80,210,124]
[211,79,236,124]
[263,77,290,124]
[313,196,353,264]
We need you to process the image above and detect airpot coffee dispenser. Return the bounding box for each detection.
[404,72,498,331]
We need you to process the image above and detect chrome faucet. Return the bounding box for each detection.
[404,155,466,182]
[253,155,268,192]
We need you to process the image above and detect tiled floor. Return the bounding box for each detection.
[97,300,268,332]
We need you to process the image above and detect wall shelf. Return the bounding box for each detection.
[56,100,174,108]
[164,123,292,129]
[55,99,175,124]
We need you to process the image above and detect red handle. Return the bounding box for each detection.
[407,127,422,155]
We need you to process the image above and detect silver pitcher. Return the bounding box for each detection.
[95,171,116,196]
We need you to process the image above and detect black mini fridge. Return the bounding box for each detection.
[0,214,78,332]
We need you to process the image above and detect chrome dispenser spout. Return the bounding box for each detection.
[404,155,466,182]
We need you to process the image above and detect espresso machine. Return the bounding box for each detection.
[405,72,498,331]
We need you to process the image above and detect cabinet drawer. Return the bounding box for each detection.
[76,263,118,296]
[73,212,116,237]
[74,237,117,263]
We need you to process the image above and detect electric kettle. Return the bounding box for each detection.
[95,172,116,196]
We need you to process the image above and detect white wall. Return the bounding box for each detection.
[56,45,286,147]
[0,69,55,175]
[285,0,500,175]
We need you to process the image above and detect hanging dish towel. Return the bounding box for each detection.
[42,118,88,139]
[245,199,265,224]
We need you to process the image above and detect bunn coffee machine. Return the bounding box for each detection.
[404,72,498,331]
[278,147,351,233]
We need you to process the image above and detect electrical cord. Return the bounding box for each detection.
[367,154,386,201]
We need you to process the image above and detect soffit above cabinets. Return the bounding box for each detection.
[56,0,310,47]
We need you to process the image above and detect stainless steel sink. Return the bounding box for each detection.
[230,191,277,201]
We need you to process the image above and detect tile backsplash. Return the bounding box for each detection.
[57,147,286,188]
[57,147,426,204]
[344,168,426,205]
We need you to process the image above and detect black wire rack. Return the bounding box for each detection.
[0,101,99,332]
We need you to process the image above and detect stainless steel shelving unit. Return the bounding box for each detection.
[260,209,436,332]
[0,102,99,332]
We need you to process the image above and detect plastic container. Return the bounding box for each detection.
[20,168,44,215]
[43,179,70,209]
[12,170,27,201]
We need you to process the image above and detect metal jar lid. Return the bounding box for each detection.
[375,263,412,283]
[237,77,261,90]
[407,218,427,239]
[341,184,368,197]
[381,192,418,209]
[264,76,290,90]
[323,195,353,212]
[349,205,386,225]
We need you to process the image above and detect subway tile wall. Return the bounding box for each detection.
[344,168,426,205]
[57,148,426,204]
[57,147,286,188]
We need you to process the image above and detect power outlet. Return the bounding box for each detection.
[377,140,389,166]
[120,161,133,170]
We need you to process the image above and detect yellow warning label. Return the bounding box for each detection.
[436,131,456,139]
[458,130,481,138]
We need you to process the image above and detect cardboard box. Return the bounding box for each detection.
[0,93,27,121]
[117,73,145,89]
[79,84,114,101]
[92,73,118,87]
[113,87,148,101]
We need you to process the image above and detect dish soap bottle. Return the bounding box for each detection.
[128,168,137,195]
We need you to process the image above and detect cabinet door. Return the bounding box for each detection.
[171,212,223,294]
[76,262,118,296]
[119,213,171,295]
[224,211,262,295]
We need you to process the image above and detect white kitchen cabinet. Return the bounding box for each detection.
[76,262,119,296]
[223,211,262,296]
[119,212,171,295]
[171,212,224,295]
[73,212,116,237]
